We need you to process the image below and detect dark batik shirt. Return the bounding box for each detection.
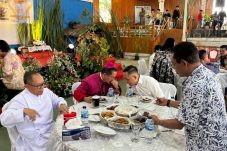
[177,65,227,151]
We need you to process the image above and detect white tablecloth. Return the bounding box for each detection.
[52,97,186,151]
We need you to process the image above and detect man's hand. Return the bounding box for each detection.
[156,98,168,106]
[84,96,92,103]
[111,80,119,89]
[151,115,161,125]
[59,104,69,113]
[23,108,40,121]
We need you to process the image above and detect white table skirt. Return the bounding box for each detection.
[52,96,186,151]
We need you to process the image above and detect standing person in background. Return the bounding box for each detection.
[197,10,203,29]
[218,9,226,29]
[155,9,162,25]
[139,8,146,25]
[0,40,25,101]
[172,6,180,28]
[150,38,175,84]
[148,45,162,73]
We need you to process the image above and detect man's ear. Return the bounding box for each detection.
[181,60,188,67]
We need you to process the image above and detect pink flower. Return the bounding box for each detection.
[12,61,18,69]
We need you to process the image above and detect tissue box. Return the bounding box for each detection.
[62,126,91,141]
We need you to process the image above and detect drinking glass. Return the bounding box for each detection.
[130,124,140,143]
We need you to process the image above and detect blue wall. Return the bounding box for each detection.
[33,0,93,28]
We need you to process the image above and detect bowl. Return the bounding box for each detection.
[108,116,131,130]
[130,115,146,129]
[100,110,115,124]
[114,105,138,117]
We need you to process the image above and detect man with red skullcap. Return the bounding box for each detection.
[73,63,121,103]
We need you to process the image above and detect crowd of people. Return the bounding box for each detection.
[139,6,180,28]
[1,37,227,151]
[197,9,226,30]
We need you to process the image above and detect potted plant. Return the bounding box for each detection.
[203,14,211,29]
[135,44,141,60]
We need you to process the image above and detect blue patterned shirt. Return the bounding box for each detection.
[177,65,227,151]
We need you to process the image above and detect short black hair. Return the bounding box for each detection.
[166,9,169,11]
[0,40,10,52]
[24,71,40,84]
[220,45,227,49]
[199,49,207,60]
[172,42,200,64]
[123,65,138,75]
[154,45,162,52]
[157,9,160,11]
[151,9,154,11]
[176,6,179,7]
[162,38,175,51]
[101,68,117,76]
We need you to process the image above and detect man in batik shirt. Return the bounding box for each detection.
[152,42,227,151]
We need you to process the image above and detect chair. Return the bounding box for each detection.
[2,101,19,151]
[71,82,81,94]
[71,82,81,105]
[159,82,177,99]
[138,59,149,75]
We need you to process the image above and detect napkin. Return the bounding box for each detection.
[65,118,83,129]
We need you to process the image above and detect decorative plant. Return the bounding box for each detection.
[17,23,32,46]
[76,25,110,78]
[203,14,211,25]
[123,16,131,29]
[32,0,44,41]
[22,57,42,72]
[43,0,65,51]
[44,53,78,96]
[135,43,141,60]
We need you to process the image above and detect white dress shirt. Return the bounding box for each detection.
[0,88,67,151]
[127,75,164,99]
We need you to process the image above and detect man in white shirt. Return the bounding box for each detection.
[0,71,68,151]
[123,65,164,99]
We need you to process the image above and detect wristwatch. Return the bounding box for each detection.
[167,99,171,107]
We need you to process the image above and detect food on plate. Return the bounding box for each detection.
[140,97,152,103]
[115,105,138,117]
[132,116,146,124]
[143,111,150,117]
[111,118,129,124]
[106,105,118,110]
[100,98,107,102]
[101,111,114,119]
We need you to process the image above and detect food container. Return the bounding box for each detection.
[130,114,146,129]
[108,116,131,130]
[114,105,138,117]
[100,110,115,124]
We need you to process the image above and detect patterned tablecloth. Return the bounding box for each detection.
[52,96,186,151]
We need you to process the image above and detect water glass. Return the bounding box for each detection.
[131,124,140,143]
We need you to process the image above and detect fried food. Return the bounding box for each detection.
[112,118,129,124]
[101,111,114,119]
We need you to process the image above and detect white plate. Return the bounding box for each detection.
[88,115,100,122]
[94,126,116,136]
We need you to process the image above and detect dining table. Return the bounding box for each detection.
[52,96,186,151]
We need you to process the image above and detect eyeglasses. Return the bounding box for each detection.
[28,82,46,89]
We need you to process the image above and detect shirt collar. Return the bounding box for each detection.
[182,64,203,86]
[137,74,143,85]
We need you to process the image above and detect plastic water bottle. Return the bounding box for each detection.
[107,87,114,97]
[81,106,89,126]
[127,87,133,97]
[144,116,154,144]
